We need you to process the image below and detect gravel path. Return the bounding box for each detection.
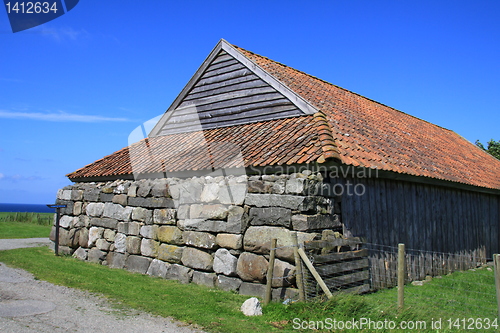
[0,238,52,251]
[0,238,206,333]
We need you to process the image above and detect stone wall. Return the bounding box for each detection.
[51,172,342,300]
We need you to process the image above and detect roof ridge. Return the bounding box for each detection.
[312,112,341,163]
[232,44,454,133]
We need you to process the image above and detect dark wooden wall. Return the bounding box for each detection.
[157,50,303,135]
[325,176,500,258]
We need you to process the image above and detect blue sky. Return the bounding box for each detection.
[0,1,498,204]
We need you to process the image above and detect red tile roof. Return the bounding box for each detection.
[67,43,500,191]
[67,116,324,179]
[236,46,500,190]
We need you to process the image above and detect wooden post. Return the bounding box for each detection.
[398,243,405,310]
[321,230,335,255]
[493,254,500,321]
[53,207,61,256]
[264,238,277,305]
[298,248,333,299]
[292,232,305,301]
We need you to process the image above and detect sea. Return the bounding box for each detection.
[0,203,54,213]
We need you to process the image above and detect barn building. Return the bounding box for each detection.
[53,39,500,297]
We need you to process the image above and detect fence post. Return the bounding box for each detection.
[264,238,277,305]
[398,243,405,310]
[292,232,305,302]
[493,254,500,321]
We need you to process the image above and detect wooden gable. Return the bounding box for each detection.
[149,39,317,136]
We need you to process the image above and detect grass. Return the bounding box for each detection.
[0,212,53,238]
[0,246,497,332]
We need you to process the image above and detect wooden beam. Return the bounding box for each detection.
[298,248,333,299]
[323,270,370,289]
[304,237,364,250]
[315,258,369,276]
[311,249,368,264]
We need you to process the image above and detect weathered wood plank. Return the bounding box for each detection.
[312,249,368,263]
[158,109,302,135]
[199,104,299,122]
[190,73,259,95]
[196,68,252,86]
[178,86,278,109]
[174,95,291,116]
[184,79,267,101]
[204,57,239,72]
[202,63,247,79]
[304,237,364,250]
[315,258,369,275]
[323,270,370,289]
[333,283,370,295]
[304,237,363,249]
[210,52,232,64]
[167,102,297,125]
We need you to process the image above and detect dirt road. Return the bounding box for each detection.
[0,238,206,333]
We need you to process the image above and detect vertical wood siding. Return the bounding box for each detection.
[327,177,499,258]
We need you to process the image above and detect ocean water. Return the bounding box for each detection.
[0,203,54,213]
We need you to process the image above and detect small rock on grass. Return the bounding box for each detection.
[241,297,262,316]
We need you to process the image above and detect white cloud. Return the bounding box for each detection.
[37,26,91,42]
[0,173,4,179]
[0,110,130,123]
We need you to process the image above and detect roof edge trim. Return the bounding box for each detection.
[222,40,318,116]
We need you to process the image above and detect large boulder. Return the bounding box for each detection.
[157,244,183,263]
[141,238,159,257]
[248,207,291,227]
[146,259,170,278]
[125,255,151,274]
[102,203,132,221]
[88,227,104,247]
[157,226,183,245]
[182,231,216,250]
[153,209,176,225]
[181,247,213,271]
[86,202,105,217]
[243,226,317,261]
[114,233,127,253]
[215,233,243,250]
[213,248,238,276]
[236,252,268,283]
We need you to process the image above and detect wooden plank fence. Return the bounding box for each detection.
[303,236,370,298]
[303,235,488,297]
[368,245,487,289]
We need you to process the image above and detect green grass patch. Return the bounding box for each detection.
[0,212,54,225]
[0,222,52,239]
[0,212,53,238]
[0,247,497,332]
